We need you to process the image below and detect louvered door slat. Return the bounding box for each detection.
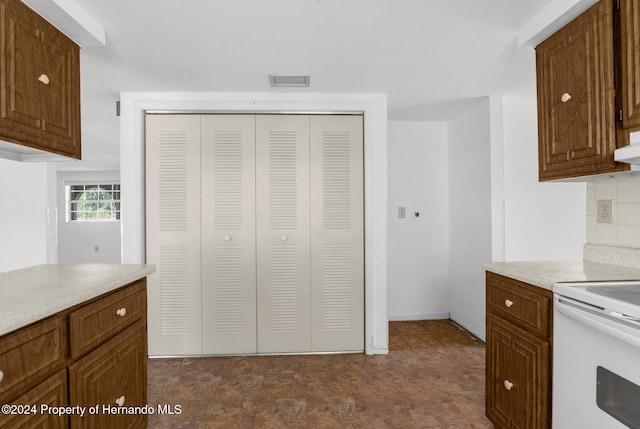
[145,114,202,355]
[310,115,364,352]
[256,115,311,353]
[201,115,257,354]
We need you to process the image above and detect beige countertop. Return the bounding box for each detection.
[0,264,155,337]
[484,260,640,291]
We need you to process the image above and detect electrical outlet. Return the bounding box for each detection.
[597,199,614,224]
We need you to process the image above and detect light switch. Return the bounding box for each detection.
[398,207,406,219]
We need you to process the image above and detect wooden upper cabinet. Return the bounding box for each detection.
[0,0,81,159]
[621,0,640,129]
[536,0,628,181]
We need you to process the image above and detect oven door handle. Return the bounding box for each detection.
[556,298,640,349]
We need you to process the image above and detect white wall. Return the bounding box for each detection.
[501,96,584,260]
[448,98,493,340]
[387,121,449,320]
[57,171,122,264]
[0,159,49,272]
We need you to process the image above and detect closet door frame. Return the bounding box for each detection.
[130,93,388,356]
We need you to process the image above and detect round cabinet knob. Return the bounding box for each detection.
[224,236,231,242]
[116,307,127,317]
[504,380,514,391]
[561,92,572,103]
[281,235,288,241]
[0,370,4,383]
[115,395,126,406]
[504,299,514,308]
[38,74,50,85]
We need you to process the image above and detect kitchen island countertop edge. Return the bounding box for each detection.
[0,264,155,337]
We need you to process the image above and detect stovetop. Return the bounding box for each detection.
[554,280,640,319]
[583,284,640,307]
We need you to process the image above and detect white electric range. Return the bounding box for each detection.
[553,280,640,429]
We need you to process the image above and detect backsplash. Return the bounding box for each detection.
[587,176,640,248]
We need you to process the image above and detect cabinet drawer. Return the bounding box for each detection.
[69,280,146,358]
[0,316,66,402]
[486,273,552,338]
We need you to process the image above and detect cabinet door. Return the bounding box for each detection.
[0,0,44,142]
[256,115,311,353]
[536,0,625,181]
[309,115,364,352]
[37,19,81,157]
[621,0,640,129]
[486,314,550,429]
[146,115,202,355]
[0,369,68,429]
[201,115,257,354]
[69,321,147,429]
[0,0,80,158]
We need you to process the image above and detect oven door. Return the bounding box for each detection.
[553,295,640,429]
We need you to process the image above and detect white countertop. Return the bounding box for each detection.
[484,260,640,291]
[0,264,155,337]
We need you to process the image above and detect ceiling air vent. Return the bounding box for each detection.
[269,74,310,87]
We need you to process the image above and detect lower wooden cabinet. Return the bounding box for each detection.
[486,273,552,429]
[0,278,147,429]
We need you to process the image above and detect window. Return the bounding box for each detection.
[67,183,121,222]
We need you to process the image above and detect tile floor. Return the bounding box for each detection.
[147,320,493,428]
[389,320,485,350]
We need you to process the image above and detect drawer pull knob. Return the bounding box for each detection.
[116,395,125,406]
[281,235,288,241]
[38,74,50,85]
[504,299,514,308]
[561,92,571,103]
[224,236,231,242]
[0,370,3,383]
[504,380,514,390]
[116,307,127,317]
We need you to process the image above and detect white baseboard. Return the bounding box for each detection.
[388,312,450,321]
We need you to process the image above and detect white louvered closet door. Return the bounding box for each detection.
[201,115,257,354]
[146,114,202,355]
[310,115,364,352]
[255,115,311,353]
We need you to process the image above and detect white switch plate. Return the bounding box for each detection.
[597,199,614,223]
